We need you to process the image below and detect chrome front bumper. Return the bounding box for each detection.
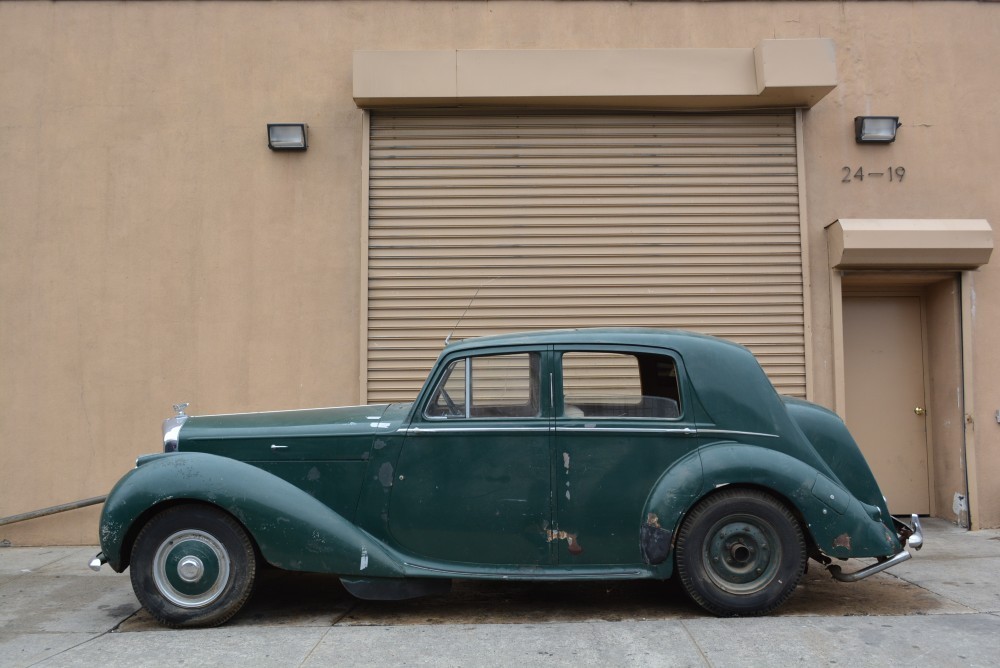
[89,552,107,572]
[827,514,923,583]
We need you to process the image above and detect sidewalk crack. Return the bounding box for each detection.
[297,600,357,666]
[679,619,714,667]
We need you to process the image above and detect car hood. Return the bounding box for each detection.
[180,404,397,440]
[178,403,414,462]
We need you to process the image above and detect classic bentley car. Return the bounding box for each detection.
[91,328,922,627]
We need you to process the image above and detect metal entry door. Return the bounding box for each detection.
[843,295,930,515]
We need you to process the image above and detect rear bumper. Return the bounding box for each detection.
[828,514,923,583]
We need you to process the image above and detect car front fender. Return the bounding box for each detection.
[98,452,404,578]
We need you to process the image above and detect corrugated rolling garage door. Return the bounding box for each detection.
[367,111,806,403]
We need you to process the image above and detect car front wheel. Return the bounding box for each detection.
[675,489,806,616]
[129,504,258,627]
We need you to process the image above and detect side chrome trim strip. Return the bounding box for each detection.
[400,426,551,435]
[698,428,779,439]
[556,426,697,435]
[399,426,777,438]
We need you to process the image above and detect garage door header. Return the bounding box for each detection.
[354,39,836,110]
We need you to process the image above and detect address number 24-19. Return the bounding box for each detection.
[842,166,906,183]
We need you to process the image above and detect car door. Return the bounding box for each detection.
[552,345,699,565]
[387,347,554,566]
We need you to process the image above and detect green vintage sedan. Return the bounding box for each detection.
[91,328,922,627]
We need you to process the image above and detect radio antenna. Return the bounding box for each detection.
[445,278,497,346]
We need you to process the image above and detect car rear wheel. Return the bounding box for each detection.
[130,504,257,627]
[675,489,805,616]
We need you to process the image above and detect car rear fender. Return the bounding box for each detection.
[98,452,404,578]
[693,443,902,560]
[640,443,901,574]
[640,449,705,575]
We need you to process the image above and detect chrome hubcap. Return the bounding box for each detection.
[152,529,230,608]
[177,556,205,582]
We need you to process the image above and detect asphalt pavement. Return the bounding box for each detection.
[1,518,999,667]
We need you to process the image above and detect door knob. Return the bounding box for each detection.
[914,407,926,416]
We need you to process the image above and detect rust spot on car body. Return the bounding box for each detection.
[640,513,671,565]
[833,533,852,550]
[545,529,584,555]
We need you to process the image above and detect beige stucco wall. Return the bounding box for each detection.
[2,0,999,544]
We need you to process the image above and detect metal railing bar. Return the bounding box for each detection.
[0,496,107,527]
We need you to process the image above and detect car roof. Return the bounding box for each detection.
[442,327,745,355]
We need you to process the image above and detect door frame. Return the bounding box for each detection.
[830,270,979,527]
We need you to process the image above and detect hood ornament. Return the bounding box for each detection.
[172,403,190,417]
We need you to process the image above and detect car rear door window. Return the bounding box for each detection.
[561,351,681,419]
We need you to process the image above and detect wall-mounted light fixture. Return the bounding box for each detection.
[854,116,901,144]
[267,123,308,151]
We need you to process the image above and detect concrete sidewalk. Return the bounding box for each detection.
[1,518,999,667]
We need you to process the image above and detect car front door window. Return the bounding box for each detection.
[425,352,541,419]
